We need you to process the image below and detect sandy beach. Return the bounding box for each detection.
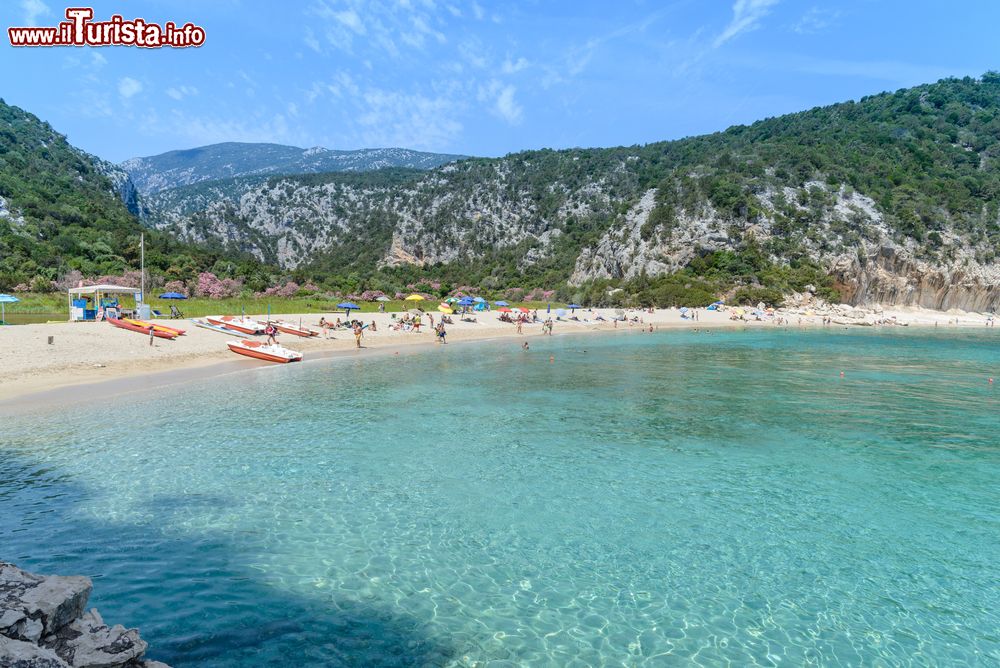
[0,304,995,406]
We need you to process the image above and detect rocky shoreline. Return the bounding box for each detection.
[0,563,168,668]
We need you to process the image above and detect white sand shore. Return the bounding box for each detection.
[0,304,994,403]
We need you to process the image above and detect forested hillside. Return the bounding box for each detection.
[145,73,1000,310]
[4,73,1000,309]
[0,100,272,292]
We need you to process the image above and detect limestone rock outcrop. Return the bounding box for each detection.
[0,563,168,668]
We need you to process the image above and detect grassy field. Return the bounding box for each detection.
[2,293,566,320]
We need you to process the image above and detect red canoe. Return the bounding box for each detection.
[227,339,303,363]
[108,318,177,339]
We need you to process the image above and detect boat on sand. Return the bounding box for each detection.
[227,339,303,363]
[206,315,265,335]
[273,320,320,337]
[107,318,177,339]
[190,319,252,338]
[124,319,185,336]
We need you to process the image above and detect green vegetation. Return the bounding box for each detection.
[3,293,557,320]
[0,100,277,292]
[4,73,1000,309]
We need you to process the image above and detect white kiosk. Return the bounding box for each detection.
[67,285,141,321]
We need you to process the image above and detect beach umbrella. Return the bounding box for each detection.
[457,297,474,306]
[494,300,509,307]
[375,296,391,302]
[547,302,551,314]
[158,292,187,299]
[517,307,530,313]
[0,294,18,324]
[445,297,459,303]
[679,307,689,312]
[556,309,567,317]
[473,296,485,303]
[438,303,453,314]
[338,301,360,317]
[497,307,513,313]
[405,294,425,302]
[568,303,581,313]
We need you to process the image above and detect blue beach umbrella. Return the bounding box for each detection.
[158,292,187,299]
[473,297,485,303]
[338,301,360,317]
[457,297,474,306]
[494,300,509,307]
[568,303,581,313]
[0,294,18,324]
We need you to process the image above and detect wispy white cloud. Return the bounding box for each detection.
[478,79,522,125]
[714,0,780,48]
[557,6,675,80]
[303,27,321,53]
[118,77,143,99]
[495,85,522,124]
[90,52,107,68]
[165,85,198,101]
[792,7,841,35]
[355,87,463,148]
[20,0,50,26]
[311,0,453,56]
[501,57,530,75]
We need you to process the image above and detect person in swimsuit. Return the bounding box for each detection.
[265,321,277,345]
[353,323,363,348]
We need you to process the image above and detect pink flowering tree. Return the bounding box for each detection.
[162,280,188,297]
[195,272,242,299]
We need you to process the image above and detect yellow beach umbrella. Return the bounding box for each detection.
[405,294,425,301]
[437,303,453,314]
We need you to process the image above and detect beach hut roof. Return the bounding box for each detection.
[68,284,137,294]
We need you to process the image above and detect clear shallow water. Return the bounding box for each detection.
[2,328,999,666]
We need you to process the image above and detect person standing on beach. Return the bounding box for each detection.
[265,321,277,345]
[353,323,363,348]
[436,322,447,344]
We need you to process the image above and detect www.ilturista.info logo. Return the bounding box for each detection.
[8,7,205,48]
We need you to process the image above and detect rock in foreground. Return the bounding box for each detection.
[0,563,168,668]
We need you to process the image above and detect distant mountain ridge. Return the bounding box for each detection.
[121,142,468,194]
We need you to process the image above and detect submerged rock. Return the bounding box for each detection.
[0,564,168,668]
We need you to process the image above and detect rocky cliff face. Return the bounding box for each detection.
[0,562,169,668]
[145,164,1000,311]
[136,75,1000,311]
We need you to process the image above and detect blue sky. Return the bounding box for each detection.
[2,0,998,162]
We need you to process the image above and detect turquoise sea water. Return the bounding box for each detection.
[2,328,999,666]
